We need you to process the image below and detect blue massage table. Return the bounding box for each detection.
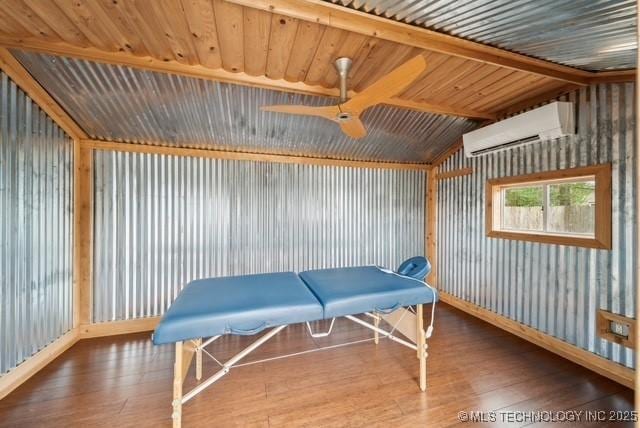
[155,258,437,428]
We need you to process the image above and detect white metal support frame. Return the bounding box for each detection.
[344,315,417,350]
[305,318,336,338]
[170,305,432,427]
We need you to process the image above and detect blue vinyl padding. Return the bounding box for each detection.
[396,256,431,280]
[153,264,437,344]
[153,272,323,344]
[300,266,437,319]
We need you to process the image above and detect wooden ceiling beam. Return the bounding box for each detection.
[590,69,636,84]
[0,36,494,121]
[82,139,430,171]
[226,0,594,86]
[0,47,88,140]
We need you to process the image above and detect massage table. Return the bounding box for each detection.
[153,257,437,427]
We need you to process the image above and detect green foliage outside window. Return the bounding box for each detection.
[504,181,595,207]
[549,182,595,206]
[504,186,542,207]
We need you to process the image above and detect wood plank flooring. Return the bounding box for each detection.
[0,304,633,427]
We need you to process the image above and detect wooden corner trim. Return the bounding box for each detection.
[439,292,635,389]
[73,143,93,327]
[426,166,438,286]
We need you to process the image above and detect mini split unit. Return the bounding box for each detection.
[463,101,575,157]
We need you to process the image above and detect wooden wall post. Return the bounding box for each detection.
[635,15,639,406]
[426,166,438,286]
[74,142,93,327]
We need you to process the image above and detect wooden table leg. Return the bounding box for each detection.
[173,342,183,428]
[416,304,426,391]
[195,339,203,381]
[374,315,380,344]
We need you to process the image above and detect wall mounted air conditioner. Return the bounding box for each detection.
[463,101,575,158]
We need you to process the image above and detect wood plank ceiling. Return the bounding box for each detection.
[0,0,583,122]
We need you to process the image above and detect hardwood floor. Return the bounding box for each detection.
[0,304,633,427]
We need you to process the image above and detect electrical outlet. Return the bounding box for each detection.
[609,320,629,338]
[597,309,635,349]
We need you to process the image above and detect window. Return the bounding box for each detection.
[486,164,611,249]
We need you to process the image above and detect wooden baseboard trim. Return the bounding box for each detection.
[79,317,161,339]
[1,318,160,398]
[439,292,635,389]
[0,328,79,400]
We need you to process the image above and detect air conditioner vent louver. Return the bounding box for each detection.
[463,102,574,158]
[470,135,539,156]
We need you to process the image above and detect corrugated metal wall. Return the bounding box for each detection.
[437,82,636,368]
[0,72,74,374]
[93,151,425,322]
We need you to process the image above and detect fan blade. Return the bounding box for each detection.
[343,54,427,114]
[263,103,366,138]
[340,117,367,139]
[261,104,338,120]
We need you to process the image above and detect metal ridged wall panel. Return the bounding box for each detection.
[12,51,476,164]
[93,152,425,322]
[0,72,73,374]
[326,0,637,71]
[437,83,636,368]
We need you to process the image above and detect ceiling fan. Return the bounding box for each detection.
[261,54,428,139]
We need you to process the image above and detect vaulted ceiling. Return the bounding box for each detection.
[0,0,635,163]
[14,51,477,163]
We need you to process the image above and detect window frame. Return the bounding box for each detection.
[486,164,611,249]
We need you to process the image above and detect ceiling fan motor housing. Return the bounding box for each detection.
[335,57,352,104]
[336,111,352,122]
[261,54,426,139]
